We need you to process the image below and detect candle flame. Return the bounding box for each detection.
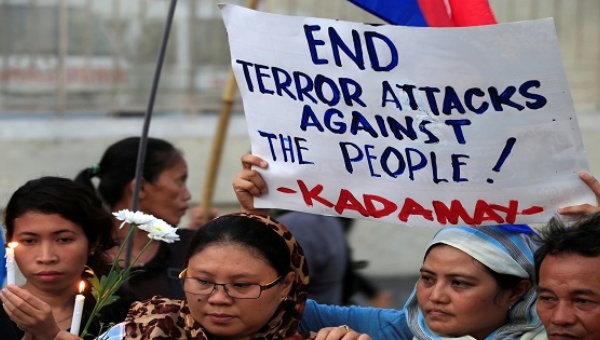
[78,281,85,293]
[7,242,18,249]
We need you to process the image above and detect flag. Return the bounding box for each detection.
[348,0,496,27]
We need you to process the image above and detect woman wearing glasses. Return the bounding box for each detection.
[57,213,369,339]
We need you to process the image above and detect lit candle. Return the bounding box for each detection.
[5,242,18,285]
[69,281,86,335]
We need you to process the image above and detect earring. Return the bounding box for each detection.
[282,296,288,301]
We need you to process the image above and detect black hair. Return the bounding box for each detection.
[185,215,291,276]
[534,213,600,283]
[74,136,181,207]
[4,176,115,275]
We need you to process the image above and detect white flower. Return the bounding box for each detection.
[83,209,180,337]
[140,218,180,243]
[112,209,156,228]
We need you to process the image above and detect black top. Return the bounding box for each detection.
[125,228,195,301]
[0,304,21,340]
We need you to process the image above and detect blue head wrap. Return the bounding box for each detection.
[404,224,544,340]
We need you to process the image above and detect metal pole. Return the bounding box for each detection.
[125,0,178,267]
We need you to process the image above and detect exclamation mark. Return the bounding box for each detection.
[487,137,516,184]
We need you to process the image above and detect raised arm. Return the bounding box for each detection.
[558,171,600,216]
[299,299,412,339]
[232,154,271,215]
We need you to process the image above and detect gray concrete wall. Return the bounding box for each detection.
[0,113,250,207]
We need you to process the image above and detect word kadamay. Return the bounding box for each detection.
[277,179,544,226]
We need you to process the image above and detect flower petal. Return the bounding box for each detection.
[112,209,156,225]
[141,218,180,243]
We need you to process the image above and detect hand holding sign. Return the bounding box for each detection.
[557,172,600,217]
[233,154,270,215]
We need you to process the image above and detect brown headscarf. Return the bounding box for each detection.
[124,212,311,339]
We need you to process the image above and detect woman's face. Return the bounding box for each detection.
[11,212,89,296]
[416,244,513,339]
[184,243,293,339]
[140,155,191,226]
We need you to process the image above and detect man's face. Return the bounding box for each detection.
[537,253,600,340]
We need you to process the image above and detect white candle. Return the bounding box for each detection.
[69,281,86,335]
[5,242,18,285]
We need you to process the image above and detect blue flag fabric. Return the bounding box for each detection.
[348,0,497,27]
[348,0,428,26]
[0,231,6,286]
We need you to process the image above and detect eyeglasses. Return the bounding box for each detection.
[179,268,283,299]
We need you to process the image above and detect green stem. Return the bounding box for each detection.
[80,222,138,338]
[122,239,154,278]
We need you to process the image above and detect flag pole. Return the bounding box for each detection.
[125,0,178,267]
[198,0,259,224]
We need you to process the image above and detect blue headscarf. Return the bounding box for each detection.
[404,225,544,340]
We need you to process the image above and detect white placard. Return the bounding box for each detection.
[221,4,594,227]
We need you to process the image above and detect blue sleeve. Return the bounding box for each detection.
[299,299,413,340]
[0,232,5,286]
[100,322,126,340]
